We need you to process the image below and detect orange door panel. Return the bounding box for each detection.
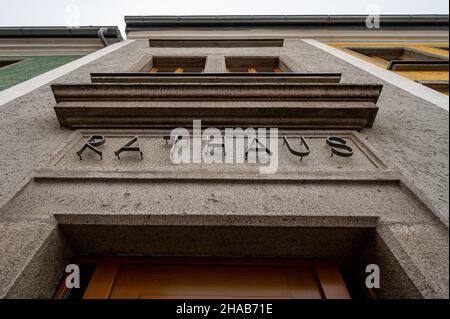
[56,258,355,299]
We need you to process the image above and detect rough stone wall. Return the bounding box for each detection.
[284,39,449,217]
[0,35,448,299]
[0,40,145,209]
[0,37,448,219]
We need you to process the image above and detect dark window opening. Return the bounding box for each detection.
[416,80,449,95]
[147,56,206,73]
[0,59,22,68]
[225,57,291,73]
[345,47,449,71]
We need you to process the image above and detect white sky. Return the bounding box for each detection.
[0,0,448,37]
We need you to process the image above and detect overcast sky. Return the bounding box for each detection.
[0,0,448,36]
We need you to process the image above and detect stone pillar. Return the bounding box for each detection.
[204,55,226,73]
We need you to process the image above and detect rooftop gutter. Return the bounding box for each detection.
[0,26,123,41]
[125,15,449,33]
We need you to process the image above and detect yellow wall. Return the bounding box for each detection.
[329,43,449,95]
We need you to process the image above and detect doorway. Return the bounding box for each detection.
[54,257,372,299]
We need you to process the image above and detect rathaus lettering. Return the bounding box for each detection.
[76,135,353,161]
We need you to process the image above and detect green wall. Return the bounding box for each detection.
[0,55,82,91]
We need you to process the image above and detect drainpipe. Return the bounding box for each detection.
[115,28,124,42]
[98,27,109,47]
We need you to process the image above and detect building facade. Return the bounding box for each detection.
[0,15,448,299]
[0,26,122,91]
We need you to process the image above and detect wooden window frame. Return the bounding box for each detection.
[150,66,185,73]
[225,57,290,73]
[344,46,449,71]
[145,56,206,73]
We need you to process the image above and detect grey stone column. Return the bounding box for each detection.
[204,55,226,73]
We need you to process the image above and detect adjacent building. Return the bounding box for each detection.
[0,26,122,91]
[0,15,448,299]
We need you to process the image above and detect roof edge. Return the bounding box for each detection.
[0,26,122,39]
[125,14,449,33]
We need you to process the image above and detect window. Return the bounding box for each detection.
[345,47,449,71]
[147,57,206,73]
[225,57,291,73]
[416,80,449,95]
[0,59,22,69]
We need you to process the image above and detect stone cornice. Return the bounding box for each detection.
[90,73,343,84]
[52,83,382,102]
[51,82,382,129]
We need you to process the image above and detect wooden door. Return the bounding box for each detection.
[55,257,355,299]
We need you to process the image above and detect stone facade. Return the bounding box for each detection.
[0,18,448,299]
